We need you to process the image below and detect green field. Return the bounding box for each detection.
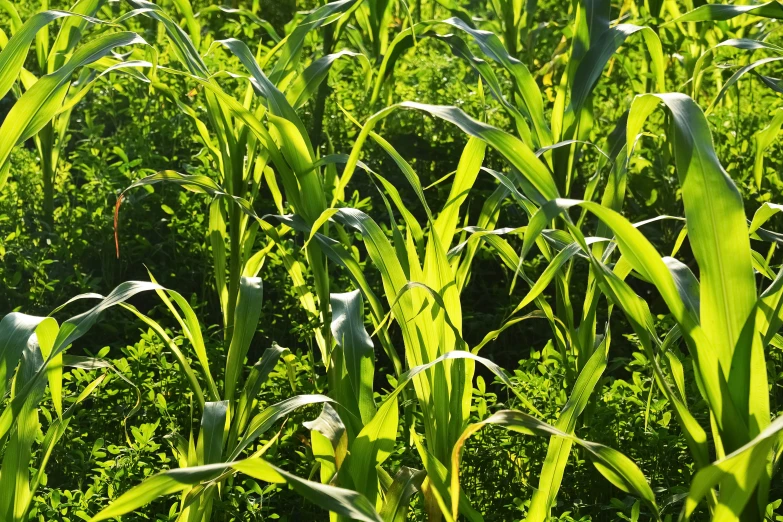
[2,0,783,520]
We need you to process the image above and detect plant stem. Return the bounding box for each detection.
[39,122,55,229]
[311,23,335,150]
[227,140,245,339]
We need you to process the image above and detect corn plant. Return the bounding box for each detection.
[416,5,667,517]
[0,314,115,522]
[298,92,603,518]
[110,15,421,509]
[78,269,511,521]
[0,276,370,522]
[295,168,659,520]
[440,84,783,520]
[326,145,486,519]
[82,273,350,521]
[337,0,663,507]
[625,91,783,520]
[0,280,177,522]
[0,0,150,227]
[363,7,664,460]
[499,90,783,519]
[115,0,374,357]
[0,9,151,520]
[108,120,550,520]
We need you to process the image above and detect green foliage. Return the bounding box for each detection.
[3,0,783,521]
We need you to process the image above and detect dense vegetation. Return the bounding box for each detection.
[3,0,783,520]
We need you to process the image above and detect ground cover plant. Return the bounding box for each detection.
[3,0,783,520]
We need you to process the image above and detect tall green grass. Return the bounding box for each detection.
[1,0,783,521]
